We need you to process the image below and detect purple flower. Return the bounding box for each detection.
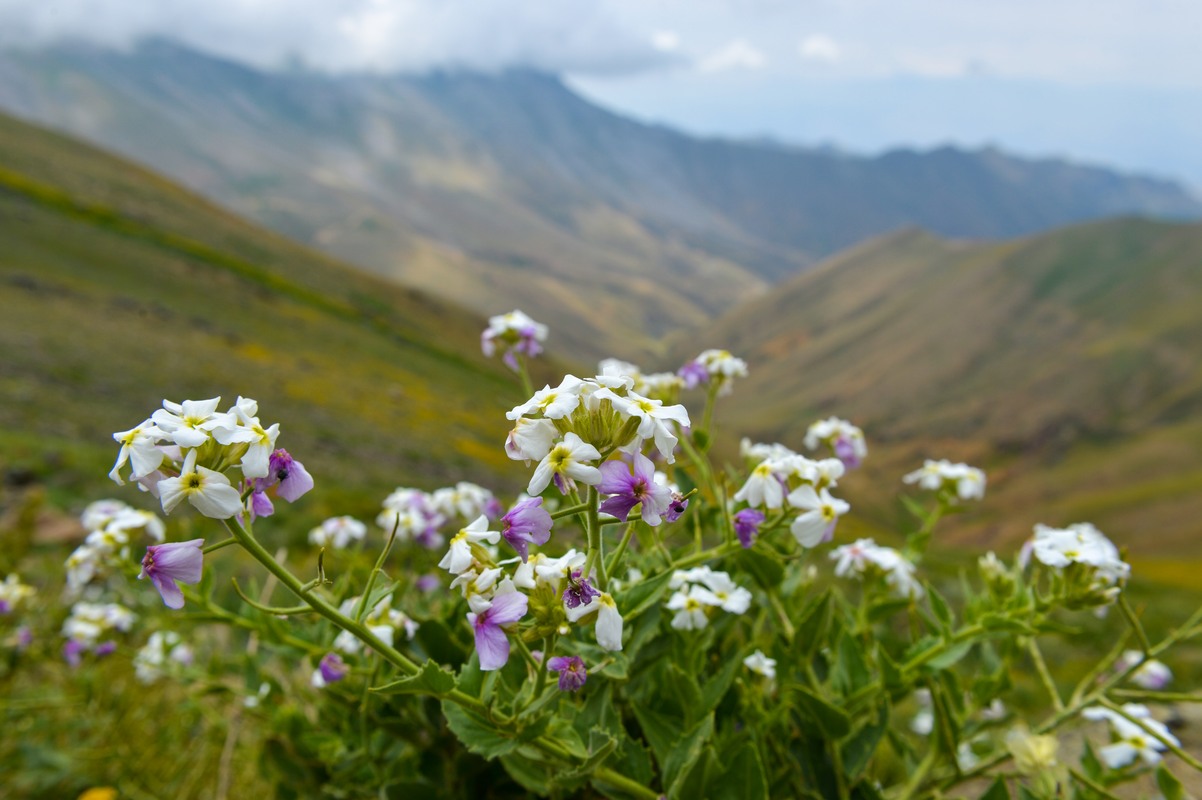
[415,574,441,593]
[268,449,314,502]
[63,639,86,667]
[547,655,588,692]
[15,626,32,651]
[734,509,766,549]
[467,591,528,671]
[597,453,673,526]
[249,490,274,520]
[314,652,349,687]
[665,492,689,523]
[94,641,117,658]
[678,359,709,390]
[562,570,600,610]
[834,437,861,470]
[140,539,205,609]
[501,498,553,562]
[0,600,8,614]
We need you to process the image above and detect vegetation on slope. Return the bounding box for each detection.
[678,221,1202,557]
[0,111,527,525]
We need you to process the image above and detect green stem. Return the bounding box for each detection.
[899,747,939,800]
[516,354,534,399]
[1118,594,1152,654]
[1068,768,1124,800]
[202,536,238,554]
[605,524,636,579]
[231,578,312,616]
[551,502,590,520]
[1027,638,1064,712]
[356,516,400,624]
[672,541,742,570]
[582,487,605,589]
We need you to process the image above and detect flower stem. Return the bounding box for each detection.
[355,515,400,624]
[605,524,636,580]
[1027,638,1064,712]
[202,536,238,554]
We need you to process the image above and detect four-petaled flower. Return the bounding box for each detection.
[140,539,205,609]
[528,433,602,496]
[158,450,243,519]
[501,498,553,562]
[598,453,673,525]
[547,655,588,691]
[467,591,528,671]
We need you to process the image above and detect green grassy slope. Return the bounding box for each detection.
[0,112,529,522]
[679,221,1202,558]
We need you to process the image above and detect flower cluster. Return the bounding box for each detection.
[1024,522,1129,606]
[333,594,418,655]
[0,574,35,616]
[733,439,850,547]
[505,372,690,495]
[376,482,500,549]
[61,601,135,666]
[830,539,924,599]
[481,309,548,371]
[678,349,748,393]
[904,458,986,501]
[133,630,194,683]
[666,567,752,630]
[110,397,312,520]
[309,516,367,550]
[598,359,684,403]
[65,499,165,593]
[804,416,867,469]
[1115,650,1172,690]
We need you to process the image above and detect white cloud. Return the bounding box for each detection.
[798,34,840,63]
[697,38,767,73]
[651,30,680,52]
[0,0,678,76]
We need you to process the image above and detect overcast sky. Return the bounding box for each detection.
[3,0,1200,186]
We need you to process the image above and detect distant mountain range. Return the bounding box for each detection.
[0,109,524,519]
[2,39,1199,360]
[680,220,1202,558]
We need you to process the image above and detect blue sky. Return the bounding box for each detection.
[3,0,1199,187]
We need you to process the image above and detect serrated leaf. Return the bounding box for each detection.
[842,700,889,780]
[663,712,714,795]
[371,659,457,696]
[792,686,852,738]
[440,700,518,759]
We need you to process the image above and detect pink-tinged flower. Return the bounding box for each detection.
[140,539,205,609]
[834,437,861,469]
[312,652,349,688]
[264,449,314,502]
[501,498,553,562]
[677,359,709,389]
[94,641,117,658]
[598,453,673,525]
[249,490,274,519]
[562,570,600,610]
[416,574,441,593]
[734,509,766,548]
[467,591,528,671]
[665,492,689,522]
[547,655,588,691]
[63,639,86,667]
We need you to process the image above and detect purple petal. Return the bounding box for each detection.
[250,491,275,519]
[547,656,571,672]
[474,620,511,671]
[152,573,186,609]
[599,494,638,522]
[486,591,529,626]
[597,459,636,495]
[278,459,314,502]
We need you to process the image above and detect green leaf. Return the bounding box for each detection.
[867,597,914,623]
[795,591,833,656]
[500,752,551,795]
[980,776,1011,800]
[709,739,768,800]
[631,703,679,767]
[791,686,851,738]
[979,613,1035,634]
[842,700,889,780]
[440,701,518,759]
[370,659,457,696]
[414,618,467,666]
[924,640,974,671]
[738,547,785,588]
[699,649,743,715]
[615,569,674,620]
[663,713,715,795]
[1156,764,1185,800]
[880,649,905,692]
[834,631,873,696]
[927,585,955,632]
[1080,740,1103,782]
[665,663,703,724]
[359,578,398,619]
